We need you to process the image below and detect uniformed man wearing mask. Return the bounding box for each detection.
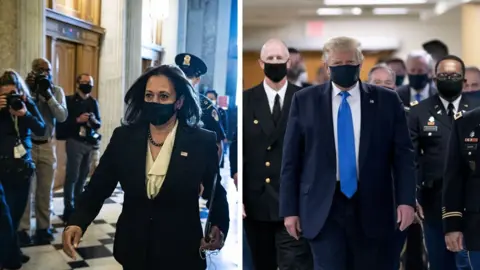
[409,55,477,270]
[442,106,480,269]
[174,53,226,161]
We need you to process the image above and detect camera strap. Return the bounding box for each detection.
[10,115,20,138]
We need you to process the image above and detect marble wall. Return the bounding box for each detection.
[0,0,20,71]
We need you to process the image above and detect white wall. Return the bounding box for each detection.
[243,7,462,59]
[162,0,180,64]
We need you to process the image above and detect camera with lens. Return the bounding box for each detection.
[34,73,52,95]
[6,93,24,111]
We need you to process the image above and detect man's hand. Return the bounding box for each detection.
[62,226,83,260]
[397,205,415,231]
[0,95,7,110]
[445,231,463,252]
[200,226,224,250]
[242,204,246,219]
[77,113,90,123]
[285,216,301,240]
[415,200,424,223]
[199,183,204,196]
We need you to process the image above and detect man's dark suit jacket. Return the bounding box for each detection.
[397,83,437,108]
[280,81,416,239]
[243,82,301,221]
[67,123,229,270]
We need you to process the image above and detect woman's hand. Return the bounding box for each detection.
[62,226,83,259]
[0,95,7,110]
[200,226,224,251]
[9,103,27,117]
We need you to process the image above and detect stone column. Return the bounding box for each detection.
[461,3,480,67]
[97,0,127,152]
[124,0,143,90]
[17,0,46,77]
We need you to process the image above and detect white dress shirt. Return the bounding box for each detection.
[332,82,361,180]
[410,84,430,102]
[263,80,288,113]
[439,95,462,114]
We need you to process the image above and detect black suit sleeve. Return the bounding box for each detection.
[23,97,46,136]
[391,93,416,207]
[201,132,230,238]
[67,128,121,232]
[407,107,422,191]
[230,131,237,178]
[442,117,468,233]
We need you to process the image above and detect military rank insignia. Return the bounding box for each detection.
[454,111,463,120]
[212,109,219,121]
[410,100,419,107]
[183,55,191,66]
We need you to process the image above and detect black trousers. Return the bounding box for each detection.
[0,171,31,267]
[244,219,313,270]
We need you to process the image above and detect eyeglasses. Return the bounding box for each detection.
[436,73,463,81]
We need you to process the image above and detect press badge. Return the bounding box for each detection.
[14,141,27,159]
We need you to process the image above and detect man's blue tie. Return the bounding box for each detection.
[415,93,422,102]
[337,91,357,198]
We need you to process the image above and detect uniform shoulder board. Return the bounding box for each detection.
[404,106,410,111]
[454,111,463,120]
[410,100,419,107]
[211,109,219,121]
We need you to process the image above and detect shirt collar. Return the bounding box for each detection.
[263,80,288,99]
[332,81,360,99]
[439,95,462,112]
[410,83,430,98]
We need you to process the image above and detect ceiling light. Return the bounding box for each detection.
[373,8,409,15]
[324,0,427,6]
[351,7,363,15]
[316,8,344,15]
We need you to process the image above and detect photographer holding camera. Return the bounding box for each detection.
[0,69,45,269]
[60,73,101,223]
[18,58,68,246]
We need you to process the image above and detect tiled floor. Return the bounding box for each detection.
[20,157,240,270]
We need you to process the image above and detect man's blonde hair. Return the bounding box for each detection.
[323,36,364,63]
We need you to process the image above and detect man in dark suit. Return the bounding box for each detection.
[280,36,416,269]
[397,51,437,108]
[409,55,476,270]
[243,38,312,270]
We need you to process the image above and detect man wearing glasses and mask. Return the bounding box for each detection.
[408,55,477,270]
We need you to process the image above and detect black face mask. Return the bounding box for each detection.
[143,102,176,126]
[395,75,405,87]
[408,74,429,90]
[436,80,463,101]
[263,62,287,83]
[79,84,93,94]
[329,65,360,88]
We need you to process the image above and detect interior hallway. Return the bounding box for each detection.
[19,154,239,270]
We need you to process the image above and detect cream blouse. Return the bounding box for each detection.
[145,121,179,199]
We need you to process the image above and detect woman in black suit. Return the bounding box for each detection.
[62,65,230,270]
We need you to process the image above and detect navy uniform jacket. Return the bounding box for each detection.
[443,108,480,251]
[218,107,228,136]
[280,82,416,239]
[397,83,437,109]
[67,123,230,269]
[200,95,225,142]
[409,94,480,220]
[243,82,301,221]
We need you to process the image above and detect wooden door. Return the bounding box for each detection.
[52,40,77,96]
[76,45,99,97]
[242,52,263,90]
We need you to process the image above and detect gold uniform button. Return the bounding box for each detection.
[265,161,271,167]
[267,146,271,150]
[265,178,271,183]
[254,119,259,124]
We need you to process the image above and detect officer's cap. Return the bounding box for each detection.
[175,53,207,78]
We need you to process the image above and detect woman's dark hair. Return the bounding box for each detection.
[0,69,31,97]
[123,65,202,127]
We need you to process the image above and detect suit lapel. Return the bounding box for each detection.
[129,125,149,198]
[320,83,336,168]
[429,95,452,129]
[252,84,275,136]
[358,83,377,174]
